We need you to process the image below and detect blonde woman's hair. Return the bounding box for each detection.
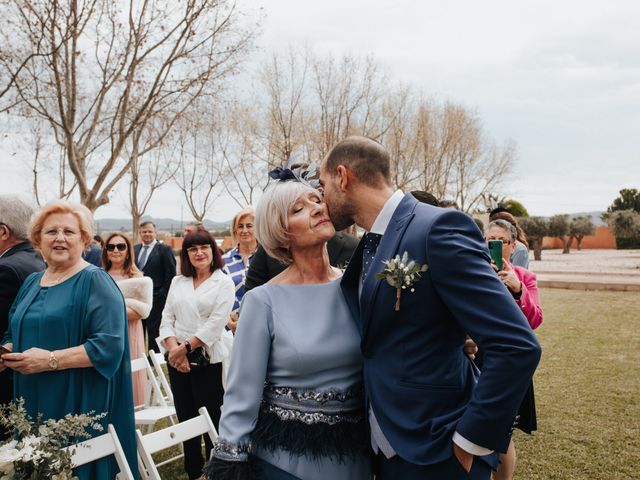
[30,200,93,251]
[231,208,255,243]
[254,181,316,265]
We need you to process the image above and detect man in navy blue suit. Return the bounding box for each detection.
[319,136,541,479]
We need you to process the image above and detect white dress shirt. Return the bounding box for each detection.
[365,190,493,458]
[137,239,157,264]
[158,269,235,364]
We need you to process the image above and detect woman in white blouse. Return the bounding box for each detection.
[158,228,235,480]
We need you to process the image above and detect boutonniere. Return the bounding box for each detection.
[375,252,428,311]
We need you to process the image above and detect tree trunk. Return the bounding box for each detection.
[561,237,571,254]
[576,236,583,251]
[531,237,543,261]
[534,245,542,261]
[131,213,142,245]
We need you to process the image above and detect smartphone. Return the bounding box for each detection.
[487,240,503,271]
[0,345,11,356]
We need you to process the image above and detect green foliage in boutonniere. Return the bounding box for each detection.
[375,251,428,311]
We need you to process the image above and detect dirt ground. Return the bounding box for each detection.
[528,249,640,290]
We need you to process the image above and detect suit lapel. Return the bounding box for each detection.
[360,195,416,344]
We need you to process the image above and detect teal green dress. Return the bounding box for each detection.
[3,265,137,479]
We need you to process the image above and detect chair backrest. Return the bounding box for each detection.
[148,351,174,406]
[66,424,135,480]
[131,356,168,408]
[136,407,218,480]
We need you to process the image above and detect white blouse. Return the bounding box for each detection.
[158,269,235,364]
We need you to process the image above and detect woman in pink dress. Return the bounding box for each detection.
[102,232,153,405]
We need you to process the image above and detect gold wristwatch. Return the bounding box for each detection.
[48,351,59,370]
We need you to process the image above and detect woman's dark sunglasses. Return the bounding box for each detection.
[106,243,127,252]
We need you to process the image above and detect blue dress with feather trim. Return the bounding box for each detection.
[205,278,371,480]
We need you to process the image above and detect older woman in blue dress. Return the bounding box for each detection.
[0,200,136,479]
[204,169,371,480]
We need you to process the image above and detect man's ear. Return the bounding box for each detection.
[336,165,350,192]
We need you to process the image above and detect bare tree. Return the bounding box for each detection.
[309,53,388,158]
[173,109,223,222]
[217,104,270,208]
[1,0,255,211]
[127,119,178,239]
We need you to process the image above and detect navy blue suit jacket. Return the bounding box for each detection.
[340,194,541,466]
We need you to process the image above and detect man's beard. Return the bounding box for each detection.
[326,198,355,232]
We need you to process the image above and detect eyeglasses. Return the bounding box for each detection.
[106,243,127,252]
[187,245,212,254]
[42,228,79,238]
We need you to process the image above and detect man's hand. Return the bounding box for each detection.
[453,442,474,473]
[464,337,478,361]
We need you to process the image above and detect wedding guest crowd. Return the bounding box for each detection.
[0,200,136,479]
[0,137,544,480]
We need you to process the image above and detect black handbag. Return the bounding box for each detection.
[164,346,210,369]
[186,347,210,368]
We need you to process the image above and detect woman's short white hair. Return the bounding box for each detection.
[255,181,317,265]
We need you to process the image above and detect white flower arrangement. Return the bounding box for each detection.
[375,251,428,311]
[0,398,106,480]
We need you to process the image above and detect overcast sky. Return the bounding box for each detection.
[2,0,639,221]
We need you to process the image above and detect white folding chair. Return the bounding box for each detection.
[64,424,135,480]
[136,406,218,480]
[148,351,174,406]
[131,356,177,433]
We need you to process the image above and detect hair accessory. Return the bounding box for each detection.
[268,161,320,189]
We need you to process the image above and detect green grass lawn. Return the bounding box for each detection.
[515,289,640,479]
[152,288,640,479]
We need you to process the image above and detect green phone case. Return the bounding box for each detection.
[488,240,503,271]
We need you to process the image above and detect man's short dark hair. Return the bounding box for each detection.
[439,199,460,210]
[140,220,156,229]
[324,136,390,186]
[411,191,440,207]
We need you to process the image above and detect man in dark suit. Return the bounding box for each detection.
[0,196,46,439]
[244,230,358,291]
[134,221,176,353]
[319,136,541,479]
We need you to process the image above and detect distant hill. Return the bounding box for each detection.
[94,217,230,234]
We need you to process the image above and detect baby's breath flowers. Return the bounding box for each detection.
[375,252,428,311]
[0,398,106,480]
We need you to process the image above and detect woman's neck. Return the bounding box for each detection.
[194,267,212,282]
[109,265,128,279]
[43,259,87,285]
[284,245,337,284]
[237,240,257,256]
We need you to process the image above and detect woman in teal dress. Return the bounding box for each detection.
[0,200,137,479]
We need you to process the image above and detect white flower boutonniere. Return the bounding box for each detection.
[375,252,428,311]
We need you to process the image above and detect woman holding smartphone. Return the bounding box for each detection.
[483,219,543,480]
